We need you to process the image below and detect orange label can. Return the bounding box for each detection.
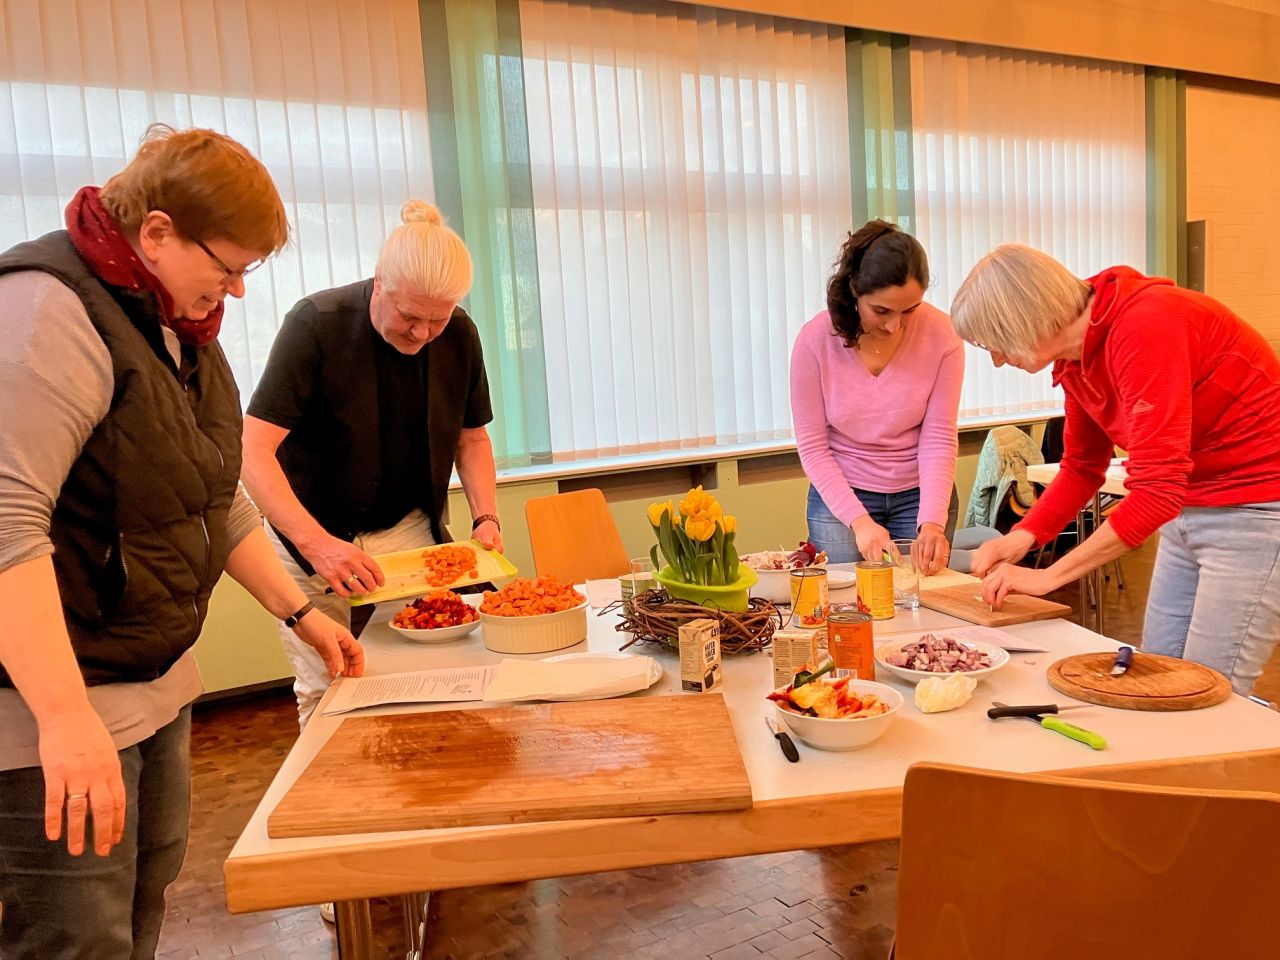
[855,561,895,621]
[788,568,829,628]
[827,610,875,680]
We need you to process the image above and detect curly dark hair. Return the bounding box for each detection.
[826,220,930,347]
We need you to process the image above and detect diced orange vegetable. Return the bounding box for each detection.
[420,544,480,587]
[479,576,585,617]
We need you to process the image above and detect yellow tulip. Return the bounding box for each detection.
[684,515,716,542]
[721,515,737,534]
[647,500,673,527]
[680,485,723,522]
[678,486,702,518]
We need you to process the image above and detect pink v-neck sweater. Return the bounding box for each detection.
[790,304,964,530]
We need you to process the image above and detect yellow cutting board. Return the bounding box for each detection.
[350,539,518,606]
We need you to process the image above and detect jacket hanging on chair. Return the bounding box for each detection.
[962,426,1045,531]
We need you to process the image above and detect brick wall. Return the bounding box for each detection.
[1186,83,1280,354]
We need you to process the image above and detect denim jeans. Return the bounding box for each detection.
[1143,502,1280,696]
[0,705,192,960]
[806,484,960,564]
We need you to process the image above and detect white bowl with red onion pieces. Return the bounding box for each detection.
[874,633,1010,685]
[742,544,828,604]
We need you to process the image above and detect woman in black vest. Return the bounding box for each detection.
[0,126,364,959]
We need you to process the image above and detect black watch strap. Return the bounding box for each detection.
[471,513,500,531]
[283,600,315,629]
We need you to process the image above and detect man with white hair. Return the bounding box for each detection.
[242,200,501,728]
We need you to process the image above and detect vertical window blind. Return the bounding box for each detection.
[3,0,1161,468]
[518,0,851,461]
[0,0,433,393]
[909,38,1147,420]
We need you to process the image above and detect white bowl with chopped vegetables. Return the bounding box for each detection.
[741,544,828,604]
[874,633,1010,685]
[770,678,904,751]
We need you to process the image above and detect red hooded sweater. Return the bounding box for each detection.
[1016,266,1280,549]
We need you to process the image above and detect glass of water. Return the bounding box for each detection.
[891,539,920,611]
[621,557,656,602]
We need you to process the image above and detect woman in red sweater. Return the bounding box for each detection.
[951,244,1280,695]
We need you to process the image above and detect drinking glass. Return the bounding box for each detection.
[622,557,656,602]
[891,539,920,611]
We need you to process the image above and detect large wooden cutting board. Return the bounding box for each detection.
[1049,652,1231,711]
[918,583,1072,627]
[268,694,751,838]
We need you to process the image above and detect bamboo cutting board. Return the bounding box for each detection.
[918,584,1072,627]
[268,694,752,838]
[1049,652,1232,711]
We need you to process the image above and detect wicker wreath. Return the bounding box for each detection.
[609,589,784,654]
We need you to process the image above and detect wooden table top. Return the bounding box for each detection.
[224,569,1280,913]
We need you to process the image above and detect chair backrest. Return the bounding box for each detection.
[895,762,1280,960]
[524,488,630,584]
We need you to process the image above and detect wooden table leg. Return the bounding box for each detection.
[335,899,375,959]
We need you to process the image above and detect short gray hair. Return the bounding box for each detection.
[377,200,473,302]
[950,244,1091,358]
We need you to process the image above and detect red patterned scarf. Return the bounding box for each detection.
[65,186,224,347]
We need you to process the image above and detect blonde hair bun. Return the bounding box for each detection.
[401,199,443,226]
[379,200,473,301]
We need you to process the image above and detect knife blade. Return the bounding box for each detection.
[987,702,1090,719]
[764,716,800,762]
[1112,645,1135,676]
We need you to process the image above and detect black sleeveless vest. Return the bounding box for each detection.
[0,232,242,685]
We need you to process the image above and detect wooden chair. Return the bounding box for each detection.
[893,763,1280,960]
[524,488,630,584]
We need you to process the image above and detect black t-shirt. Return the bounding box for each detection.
[248,279,492,541]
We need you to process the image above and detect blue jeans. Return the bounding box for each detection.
[806,484,960,564]
[1143,502,1280,696]
[0,706,192,959]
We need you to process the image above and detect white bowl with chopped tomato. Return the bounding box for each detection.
[388,591,481,643]
[769,678,904,751]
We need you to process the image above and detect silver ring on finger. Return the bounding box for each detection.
[67,793,88,802]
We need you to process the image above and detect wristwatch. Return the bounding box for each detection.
[471,513,501,531]
[283,601,315,629]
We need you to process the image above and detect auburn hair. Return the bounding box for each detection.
[100,124,288,256]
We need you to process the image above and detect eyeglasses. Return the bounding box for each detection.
[194,238,266,282]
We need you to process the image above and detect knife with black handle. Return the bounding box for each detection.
[764,716,800,762]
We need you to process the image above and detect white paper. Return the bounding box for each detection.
[321,665,497,716]
[482,655,656,703]
[940,625,1050,654]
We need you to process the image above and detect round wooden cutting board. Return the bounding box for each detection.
[1048,652,1231,711]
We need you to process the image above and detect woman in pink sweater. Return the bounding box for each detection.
[790,221,965,573]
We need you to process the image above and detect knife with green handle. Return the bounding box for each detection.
[1038,716,1108,750]
[989,701,1107,750]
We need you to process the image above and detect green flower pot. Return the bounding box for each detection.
[654,566,758,614]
